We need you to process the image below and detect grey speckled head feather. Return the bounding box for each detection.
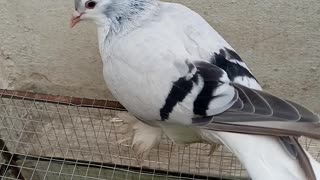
[103,0,155,19]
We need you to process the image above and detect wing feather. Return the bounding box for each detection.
[187,64,320,140]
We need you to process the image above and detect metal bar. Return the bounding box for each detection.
[12,154,242,180]
[0,89,126,111]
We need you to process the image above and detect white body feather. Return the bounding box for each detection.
[100,3,255,123]
[93,1,319,179]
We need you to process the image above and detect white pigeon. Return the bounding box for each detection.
[70,0,320,179]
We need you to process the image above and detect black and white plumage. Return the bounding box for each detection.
[70,0,320,179]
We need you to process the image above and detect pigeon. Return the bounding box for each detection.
[70,0,320,179]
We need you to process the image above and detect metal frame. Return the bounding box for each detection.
[1,89,317,180]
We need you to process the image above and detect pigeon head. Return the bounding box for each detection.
[70,0,112,28]
[70,0,158,28]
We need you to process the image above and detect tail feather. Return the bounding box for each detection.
[201,131,320,180]
[292,137,317,180]
[279,137,317,180]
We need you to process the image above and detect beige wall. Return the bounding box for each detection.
[0,0,319,112]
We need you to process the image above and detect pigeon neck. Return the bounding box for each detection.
[104,0,159,34]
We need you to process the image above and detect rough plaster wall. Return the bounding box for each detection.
[0,0,319,112]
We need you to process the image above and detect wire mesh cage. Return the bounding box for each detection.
[0,89,319,180]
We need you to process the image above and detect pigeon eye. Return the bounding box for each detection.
[85,1,97,9]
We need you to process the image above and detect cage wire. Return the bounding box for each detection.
[0,89,319,180]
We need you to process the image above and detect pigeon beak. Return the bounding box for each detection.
[70,11,83,28]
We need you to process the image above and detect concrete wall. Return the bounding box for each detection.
[0,0,319,112]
